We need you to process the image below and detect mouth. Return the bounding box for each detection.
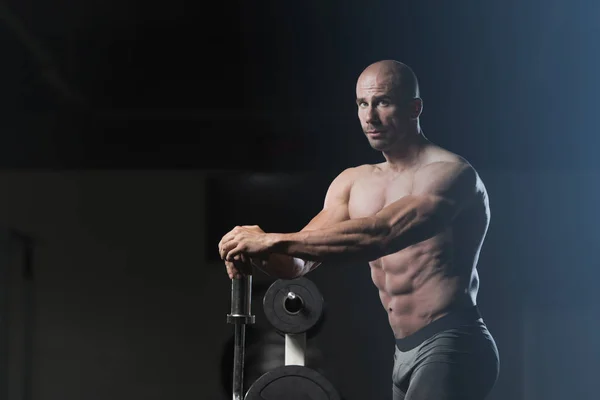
[366,130,384,137]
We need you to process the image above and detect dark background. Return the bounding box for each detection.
[2,0,599,172]
[0,1,599,399]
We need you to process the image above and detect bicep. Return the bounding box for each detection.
[412,161,479,219]
[301,204,350,232]
[371,162,479,244]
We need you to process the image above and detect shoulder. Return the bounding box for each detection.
[418,144,479,178]
[324,163,376,198]
[419,143,469,166]
[416,160,475,182]
[414,145,485,196]
[330,163,377,184]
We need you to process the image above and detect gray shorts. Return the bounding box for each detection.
[392,306,499,400]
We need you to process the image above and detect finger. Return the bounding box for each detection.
[225,226,241,239]
[219,229,238,248]
[220,241,230,259]
[218,230,234,249]
[221,241,237,260]
[226,246,241,262]
[218,237,225,258]
[219,236,231,254]
[225,261,239,279]
[223,238,245,261]
[233,253,249,264]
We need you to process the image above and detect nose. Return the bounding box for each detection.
[364,106,379,124]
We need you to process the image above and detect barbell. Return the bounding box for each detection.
[227,275,341,400]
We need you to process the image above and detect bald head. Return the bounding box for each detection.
[357,60,420,101]
[355,60,423,151]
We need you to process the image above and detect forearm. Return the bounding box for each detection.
[272,217,389,262]
[271,196,441,262]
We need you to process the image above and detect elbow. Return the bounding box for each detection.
[371,199,443,257]
[367,216,394,260]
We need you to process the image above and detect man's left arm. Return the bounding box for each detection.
[222,161,479,263]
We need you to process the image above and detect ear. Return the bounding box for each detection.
[410,98,423,119]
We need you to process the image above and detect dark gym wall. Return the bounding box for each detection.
[0,171,225,400]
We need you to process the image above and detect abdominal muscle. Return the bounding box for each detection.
[370,234,474,339]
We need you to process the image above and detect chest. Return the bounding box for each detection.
[348,173,415,219]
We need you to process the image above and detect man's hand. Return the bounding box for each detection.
[224,258,252,280]
[218,225,276,262]
[218,225,275,261]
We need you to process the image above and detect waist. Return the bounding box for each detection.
[395,305,482,351]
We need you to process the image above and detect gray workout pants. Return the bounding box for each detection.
[392,308,499,400]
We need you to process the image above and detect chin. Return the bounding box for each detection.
[369,143,387,152]
[367,138,392,152]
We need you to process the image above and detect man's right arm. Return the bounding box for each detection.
[252,167,356,278]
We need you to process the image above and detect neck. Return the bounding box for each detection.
[381,125,426,171]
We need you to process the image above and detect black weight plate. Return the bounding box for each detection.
[263,278,324,334]
[245,365,341,400]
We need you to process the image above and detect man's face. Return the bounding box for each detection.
[356,71,412,151]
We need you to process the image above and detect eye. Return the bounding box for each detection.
[358,102,368,108]
[378,99,390,107]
